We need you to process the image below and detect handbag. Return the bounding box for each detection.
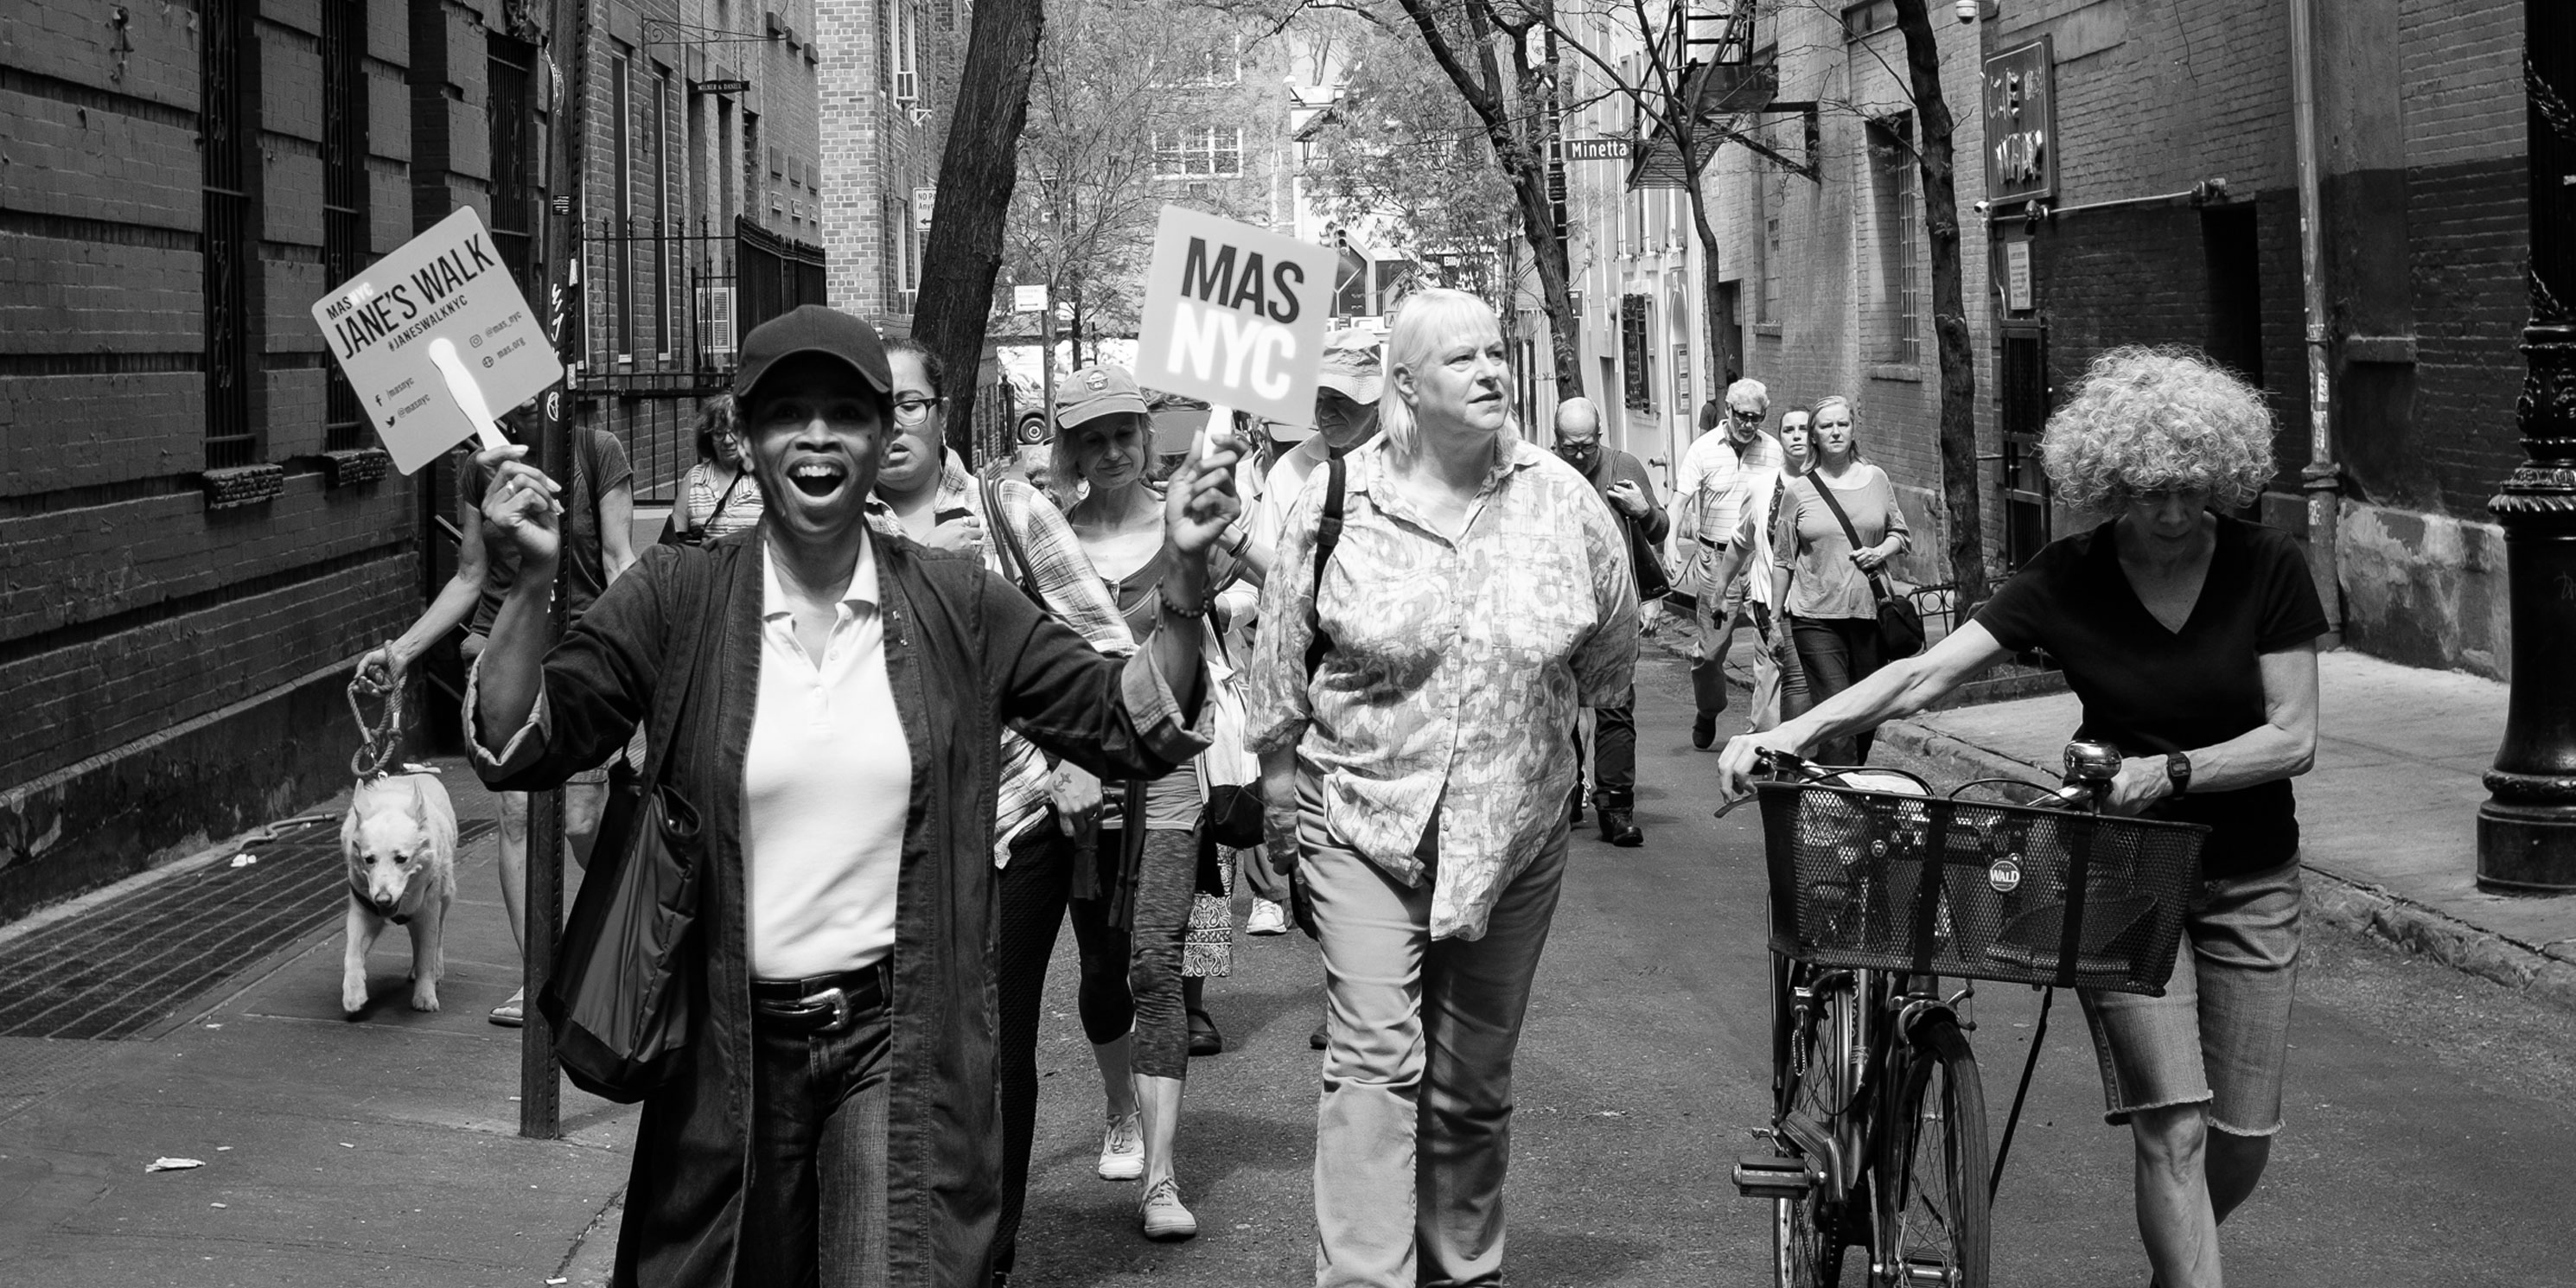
[538,547,715,1103]
[1624,512,1674,603]
[1808,473,1926,660]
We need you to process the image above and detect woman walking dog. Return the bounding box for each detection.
[465,304,1241,1287]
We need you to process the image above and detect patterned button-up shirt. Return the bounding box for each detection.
[870,451,1132,862]
[1247,438,1640,940]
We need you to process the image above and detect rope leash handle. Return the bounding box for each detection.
[348,660,406,779]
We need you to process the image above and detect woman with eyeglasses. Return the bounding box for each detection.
[671,392,766,543]
[870,338,1138,1285]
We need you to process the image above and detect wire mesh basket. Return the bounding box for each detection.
[1755,781,2209,996]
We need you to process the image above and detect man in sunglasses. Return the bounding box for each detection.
[1675,380,1787,749]
[1551,397,1666,847]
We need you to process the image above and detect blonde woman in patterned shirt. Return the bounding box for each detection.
[1249,288,1639,1288]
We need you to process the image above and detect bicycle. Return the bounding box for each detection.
[1722,743,2209,1287]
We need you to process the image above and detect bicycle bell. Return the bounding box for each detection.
[2063,739,2123,786]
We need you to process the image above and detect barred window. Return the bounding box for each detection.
[1869,117,1920,366]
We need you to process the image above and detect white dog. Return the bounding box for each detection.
[341,772,459,1015]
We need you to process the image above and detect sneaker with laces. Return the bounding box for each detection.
[1138,1177,1196,1240]
[1245,898,1289,936]
[1097,1113,1144,1181]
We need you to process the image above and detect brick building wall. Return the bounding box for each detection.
[815,0,949,326]
[0,0,447,919]
[1977,0,2528,677]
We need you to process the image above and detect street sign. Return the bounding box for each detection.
[1012,284,1049,314]
[308,206,563,474]
[695,78,749,95]
[1133,206,1334,428]
[913,186,936,231]
[1565,137,1636,162]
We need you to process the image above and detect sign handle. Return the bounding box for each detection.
[427,337,514,455]
[1200,402,1234,470]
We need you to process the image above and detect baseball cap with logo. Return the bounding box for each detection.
[1054,364,1151,430]
[731,304,894,405]
[1316,328,1385,405]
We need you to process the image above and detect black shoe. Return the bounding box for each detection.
[1310,1020,1329,1050]
[1692,712,1718,750]
[1188,1009,1222,1057]
[1599,809,1643,847]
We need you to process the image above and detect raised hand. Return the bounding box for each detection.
[475,444,565,570]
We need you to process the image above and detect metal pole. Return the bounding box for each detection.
[2477,1,2576,892]
[2286,0,2341,641]
[519,0,596,1139]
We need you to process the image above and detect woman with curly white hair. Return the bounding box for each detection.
[1716,345,2328,1288]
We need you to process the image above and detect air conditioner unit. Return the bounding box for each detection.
[697,284,737,362]
[895,71,917,104]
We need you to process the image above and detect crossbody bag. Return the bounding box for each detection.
[1808,472,1925,660]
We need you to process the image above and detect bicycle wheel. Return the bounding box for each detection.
[1771,958,1853,1288]
[1879,1015,1992,1288]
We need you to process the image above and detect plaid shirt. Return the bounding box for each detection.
[870,452,1132,862]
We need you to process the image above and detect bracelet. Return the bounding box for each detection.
[1157,587,1208,620]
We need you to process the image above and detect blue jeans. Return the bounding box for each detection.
[740,998,893,1287]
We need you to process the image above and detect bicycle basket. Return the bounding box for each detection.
[1754,782,2209,996]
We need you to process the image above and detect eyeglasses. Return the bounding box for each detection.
[892,395,943,426]
[1730,407,1765,422]
[1553,439,1599,456]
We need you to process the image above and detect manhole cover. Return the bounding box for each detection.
[0,819,496,1040]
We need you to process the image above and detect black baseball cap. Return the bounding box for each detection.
[731,305,894,405]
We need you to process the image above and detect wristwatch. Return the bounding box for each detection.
[2165,751,2193,798]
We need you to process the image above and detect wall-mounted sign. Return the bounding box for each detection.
[913,186,936,231]
[1982,37,2056,204]
[696,78,750,95]
[1565,137,1636,163]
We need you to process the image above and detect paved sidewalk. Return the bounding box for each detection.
[0,759,636,1286]
[1878,650,2576,1010]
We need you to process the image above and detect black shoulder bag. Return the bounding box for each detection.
[539,548,715,1103]
[1808,474,1926,660]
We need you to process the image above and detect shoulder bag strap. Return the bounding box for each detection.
[631,549,713,788]
[703,469,746,531]
[1808,474,1897,603]
[1302,455,1347,682]
[982,477,1049,608]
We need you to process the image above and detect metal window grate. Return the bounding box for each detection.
[322,0,370,452]
[488,35,539,289]
[201,0,254,469]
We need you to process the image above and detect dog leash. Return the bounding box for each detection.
[347,669,406,780]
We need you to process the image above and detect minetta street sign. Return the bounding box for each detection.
[1565,137,1636,162]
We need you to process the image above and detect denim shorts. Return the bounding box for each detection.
[2079,858,2303,1137]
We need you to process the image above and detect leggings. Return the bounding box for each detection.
[1790,615,1884,765]
[1077,826,1198,1081]
[993,823,1075,1279]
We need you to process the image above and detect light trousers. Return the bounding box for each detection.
[1300,775,1569,1288]
[1692,564,1782,731]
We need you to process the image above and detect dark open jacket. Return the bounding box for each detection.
[469,528,1208,1288]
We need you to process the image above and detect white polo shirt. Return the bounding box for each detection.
[743,534,913,979]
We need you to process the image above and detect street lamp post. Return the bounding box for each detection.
[2477,1,2576,892]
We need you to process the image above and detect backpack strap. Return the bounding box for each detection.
[1301,455,1346,682]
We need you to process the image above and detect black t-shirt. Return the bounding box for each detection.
[1973,514,2328,877]
[460,428,633,634]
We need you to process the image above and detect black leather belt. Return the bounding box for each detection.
[750,963,889,1034]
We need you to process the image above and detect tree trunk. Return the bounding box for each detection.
[1389,0,1584,399]
[1891,0,1986,606]
[914,0,1046,463]
[1681,126,1729,418]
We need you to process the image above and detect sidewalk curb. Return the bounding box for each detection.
[1872,720,2576,1016]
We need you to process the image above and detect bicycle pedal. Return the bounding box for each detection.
[1731,1151,1815,1200]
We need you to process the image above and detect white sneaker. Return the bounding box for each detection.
[1139,1176,1196,1240]
[1097,1113,1143,1181]
[1245,898,1289,936]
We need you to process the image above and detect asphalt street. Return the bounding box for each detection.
[1010,651,2576,1287]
